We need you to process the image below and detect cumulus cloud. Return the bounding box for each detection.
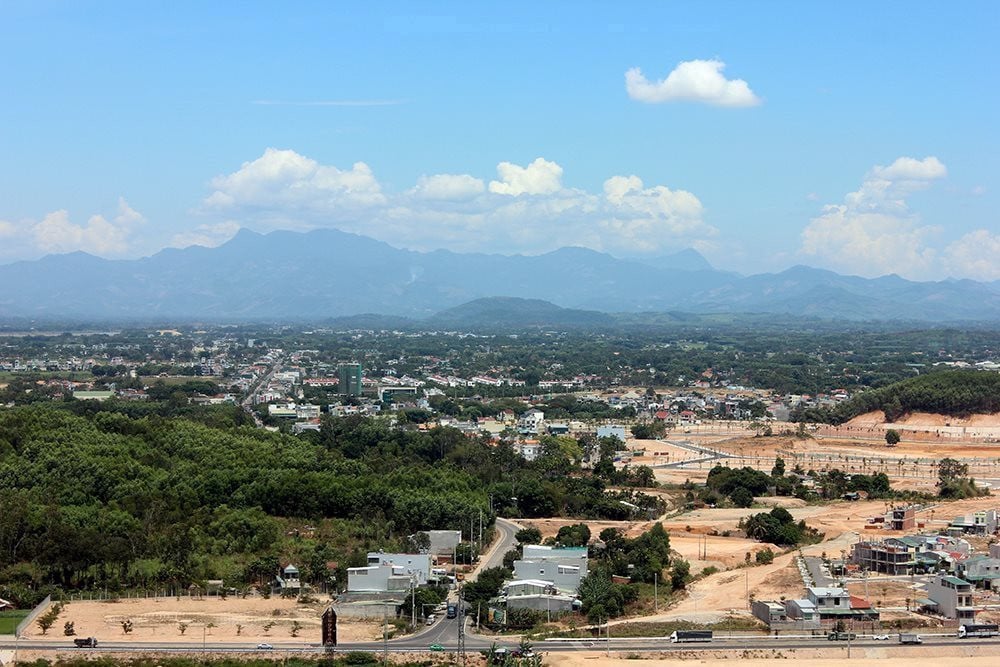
[625,59,761,107]
[943,230,1000,281]
[31,198,147,256]
[204,147,385,214]
[488,157,563,195]
[170,221,242,249]
[409,173,485,200]
[800,157,947,277]
[202,149,717,256]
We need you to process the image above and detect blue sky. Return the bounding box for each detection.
[0,1,997,280]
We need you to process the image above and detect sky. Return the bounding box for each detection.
[0,1,997,281]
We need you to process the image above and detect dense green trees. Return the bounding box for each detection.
[0,403,665,594]
[802,370,1000,424]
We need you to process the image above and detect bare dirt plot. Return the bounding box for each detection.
[544,650,1000,667]
[19,596,383,644]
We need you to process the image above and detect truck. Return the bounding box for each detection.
[446,602,458,619]
[74,637,98,648]
[958,623,1000,639]
[669,630,713,643]
[827,631,857,641]
[898,633,923,645]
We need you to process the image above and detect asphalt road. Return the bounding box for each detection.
[8,634,1000,655]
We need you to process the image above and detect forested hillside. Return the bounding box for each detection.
[0,403,661,605]
[800,369,1000,423]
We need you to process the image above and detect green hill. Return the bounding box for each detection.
[815,369,1000,423]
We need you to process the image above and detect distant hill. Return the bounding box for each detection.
[0,227,998,322]
[427,297,615,329]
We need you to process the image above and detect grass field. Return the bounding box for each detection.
[0,609,30,634]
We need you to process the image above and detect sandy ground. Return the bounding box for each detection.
[17,596,384,644]
[544,649,1000,666]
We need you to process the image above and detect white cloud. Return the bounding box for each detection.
[0,220,15,238]
[31,198,146,256]
[488,157,563,195]
[204,147,385,215]
[625,59,761,107]
[203,149,717,257]
[871,156,946,181]
[170,221,242,249]
[409,173,485,200]
[943,230,1000,281]
[800,156,948,278]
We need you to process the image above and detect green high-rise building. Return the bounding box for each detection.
[338,363,362,396]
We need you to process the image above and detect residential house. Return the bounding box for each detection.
[518,410,545,435]
[806,586,878,623]
[426,530,462,556]
[925,575,976,623]
[346,564,415,594]
[956,556,1000,589]
[275,564,301,592]
[366,552,431,585]
[751,600,788,625]
[888,506,917,531]
[949,510,999,535]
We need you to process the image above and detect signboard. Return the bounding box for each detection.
[322,607,337,646]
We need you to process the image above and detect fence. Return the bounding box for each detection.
[15,594,51,637]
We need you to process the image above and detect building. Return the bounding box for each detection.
[752,600,788,625]
[366,552,431,584]
[852,537,926,575]
[275,564,301,592]
[339,363,363,396]
[346,564,415,594]
[805,587,878,623]
[513,545,589,594]
[517,410,545,435]
[949,510,999,535]
[426,530,462,556]
[493,579,578,615]
[783,598,820,627]
[956,556,1000,589]
[925,575,976,623]
[889,506,917,531]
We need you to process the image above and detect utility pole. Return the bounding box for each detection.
[382,606,388,666]
[411,575,416,629]
[654,572,658,612]
[457,586,466,666]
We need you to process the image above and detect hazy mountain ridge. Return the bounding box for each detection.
[0,227,998,322]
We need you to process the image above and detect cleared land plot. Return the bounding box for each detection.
[16,597,383,644]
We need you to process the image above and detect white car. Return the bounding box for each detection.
[256,643,273,650]
[426,615,436,625]
[873,634,890,641]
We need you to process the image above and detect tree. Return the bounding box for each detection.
[36,605,61,635]
[63,621,76,636]
[884,429,900,446]
[731,486,754,508]
[670,560,691,590]
[515,527,542,544]
[121,619,133,634]
[771,457,786,477]
[555,523,591,547]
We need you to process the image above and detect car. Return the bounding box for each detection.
[429,643,444,652]
[425,615,436,625]
[256,643,273,650]
[873,634,890,641]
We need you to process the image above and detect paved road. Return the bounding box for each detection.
[8,634,1000,655]
[650,439,733,469]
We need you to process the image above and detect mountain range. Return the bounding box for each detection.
[0,227,998,323]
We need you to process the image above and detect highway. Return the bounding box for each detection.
[8,634,1000,656]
